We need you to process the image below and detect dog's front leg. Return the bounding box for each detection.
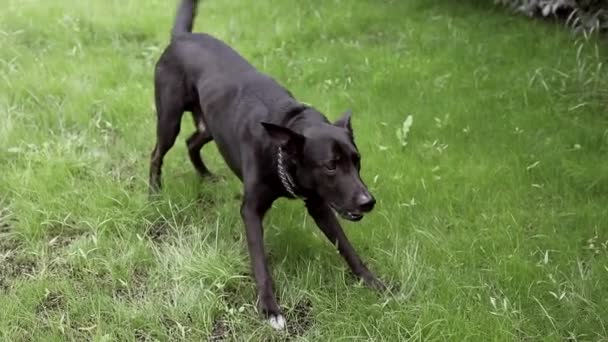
[240,187,285,330]
[306,200,386,291]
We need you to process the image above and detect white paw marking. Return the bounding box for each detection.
[268,314,286,330]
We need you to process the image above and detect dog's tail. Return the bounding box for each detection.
[172,0,199,38]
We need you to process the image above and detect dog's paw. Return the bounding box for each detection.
[363,275,388,292]
[148,189,162,202]
[268,314,286,330]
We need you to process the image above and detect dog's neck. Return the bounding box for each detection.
[275,104,328,199]
[276,146,304,199]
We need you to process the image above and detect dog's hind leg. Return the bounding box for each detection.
[149,86,184,194]
[186,107,215,179]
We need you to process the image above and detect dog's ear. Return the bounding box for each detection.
[261,122,305,153]
[334,109,353,134]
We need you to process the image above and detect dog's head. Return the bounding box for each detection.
[262,110,375,221]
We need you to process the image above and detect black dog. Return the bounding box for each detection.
[149,0,386,330]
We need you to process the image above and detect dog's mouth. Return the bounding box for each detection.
[329,203,363,222]
[342,211,363,221]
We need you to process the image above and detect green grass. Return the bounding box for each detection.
[1,0,607,340]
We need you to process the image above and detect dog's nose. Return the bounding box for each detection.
[357,193,376,212]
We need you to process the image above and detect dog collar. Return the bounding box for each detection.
[277,146,304,199]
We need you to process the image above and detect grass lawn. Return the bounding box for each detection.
[1,0,608,340]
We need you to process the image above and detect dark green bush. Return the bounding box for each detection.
[494,0,608,33]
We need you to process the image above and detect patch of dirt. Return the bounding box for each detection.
[208,316,232,341]
[206,281,251,341]
[285,298,314,338]
[0,219,10,232]
[134,328,152,342]
[36,290,66,313]
[0,211,36,291]
[112,266,148,302]
[0,252,37,283]
[387,280,402,294]
[143,210,198,244]
[205,296,313,340]
[0,279,8,292]
[0,209,20,253]
[145,219,170,243]
[160,312,193,339]
[221,279,251,309]
[14,216,88,267]
[131,267,148,299]
[47,233,78,249]
[0,231,20,253]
